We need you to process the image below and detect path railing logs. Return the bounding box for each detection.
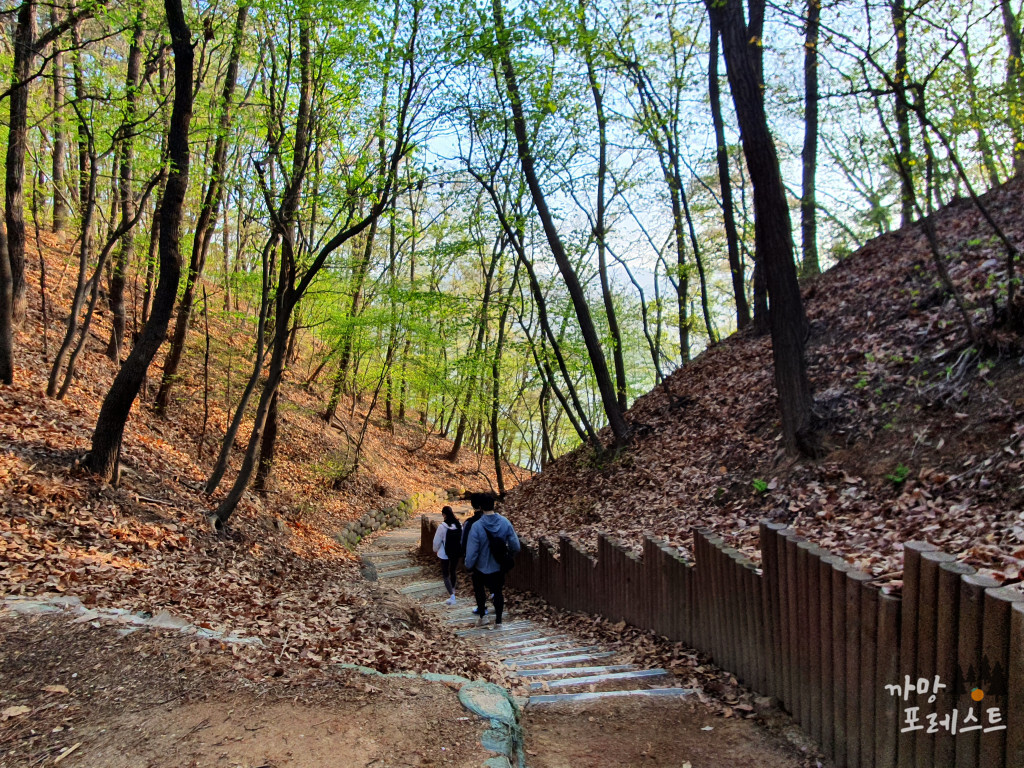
[421,516,1024,768]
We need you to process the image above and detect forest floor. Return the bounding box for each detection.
[503,175,1024,594]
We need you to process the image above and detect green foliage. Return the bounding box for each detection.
[885,464,911,486]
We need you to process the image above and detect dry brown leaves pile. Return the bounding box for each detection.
[503,178,1024,590]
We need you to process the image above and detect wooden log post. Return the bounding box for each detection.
[796,540,813,730]
[845,568,872,768]
[978,586,1024,768]
[819,549,836,759]
[786,534,806,721]
[761,522,784,700]
[933,561,975,767]
[859,577,879,768]
[898,541,938,768]
[955,572,1000,768]
[1007,602,1024,768]
[875,592,901,768]
[915,550,957,768]
[827,554,850,768]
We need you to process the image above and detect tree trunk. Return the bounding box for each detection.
[891,0,914,226]
[490,263,518,495]
[1000,0,1024,175]
[708,22,749,330]
[800,0,820,277]
[205,232,277,495]
[106,12,144,362]
[84,0,193,482]
[141,59,169,329]
[5,0,36,327]
[706,0,819,457]
[155,2,248,412]
[51,8,67,233]
[491,0,628,448]
[254,385,279,493]
[0,224,12,385]
[583,33,628,411]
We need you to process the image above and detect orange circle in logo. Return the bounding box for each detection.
[971,688,985,702]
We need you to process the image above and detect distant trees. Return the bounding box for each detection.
[0,0,1019,493]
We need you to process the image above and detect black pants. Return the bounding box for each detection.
[440,558,457,596]
[475,570,506,623]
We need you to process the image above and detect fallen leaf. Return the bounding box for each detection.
[1,705,31,720]
[43,684,70,694]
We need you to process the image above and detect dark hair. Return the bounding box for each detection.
[441,506,458,525]
[469,491,495,511]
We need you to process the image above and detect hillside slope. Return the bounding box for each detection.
[0,228,517,678]
[503,177,1024,588]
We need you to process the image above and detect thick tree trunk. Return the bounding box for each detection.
[156,2,248,412]
[707,0,819,457]
[708,24,749,330]
[1000,0,1024,175]
[84,0,193,482]
[800,0,820,277]
[491,0,628,448]
[0,226,12,384]
[6,0,35,326]
[106,13,144,361]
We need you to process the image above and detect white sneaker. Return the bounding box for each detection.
[445,594,456,606]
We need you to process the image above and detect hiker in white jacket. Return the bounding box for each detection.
[432,506,462,605]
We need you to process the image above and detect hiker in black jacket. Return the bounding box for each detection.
[461,493,488,617]
[464,494,520,627]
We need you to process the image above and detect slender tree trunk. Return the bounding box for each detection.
[72,26,87,215]
[490,263,518,495]
[47,151,98,397]
[205,233,277,495]
[254,385,279,492]
[706,0,819,457]
[51,8,67,233]
[491,0,627,448]
[800,0,820,277]
[141,60,168,330]
[708,23,749,330]
[156,2,249,412]
[106,12,144,361]
[583,31,627,411]
[448,241,498,462]
[85,0,193,481]
[891,0,914,226]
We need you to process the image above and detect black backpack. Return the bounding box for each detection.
[444,523,462,561]
[486,529,515,573]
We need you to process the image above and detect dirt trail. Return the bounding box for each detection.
[0,610,488,768]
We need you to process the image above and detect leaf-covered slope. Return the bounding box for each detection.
[502,177,1024,588]
[0,229,515,678]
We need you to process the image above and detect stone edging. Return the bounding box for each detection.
[334,664,527,767]
[335,489,451,550]
[1,594,263,646]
